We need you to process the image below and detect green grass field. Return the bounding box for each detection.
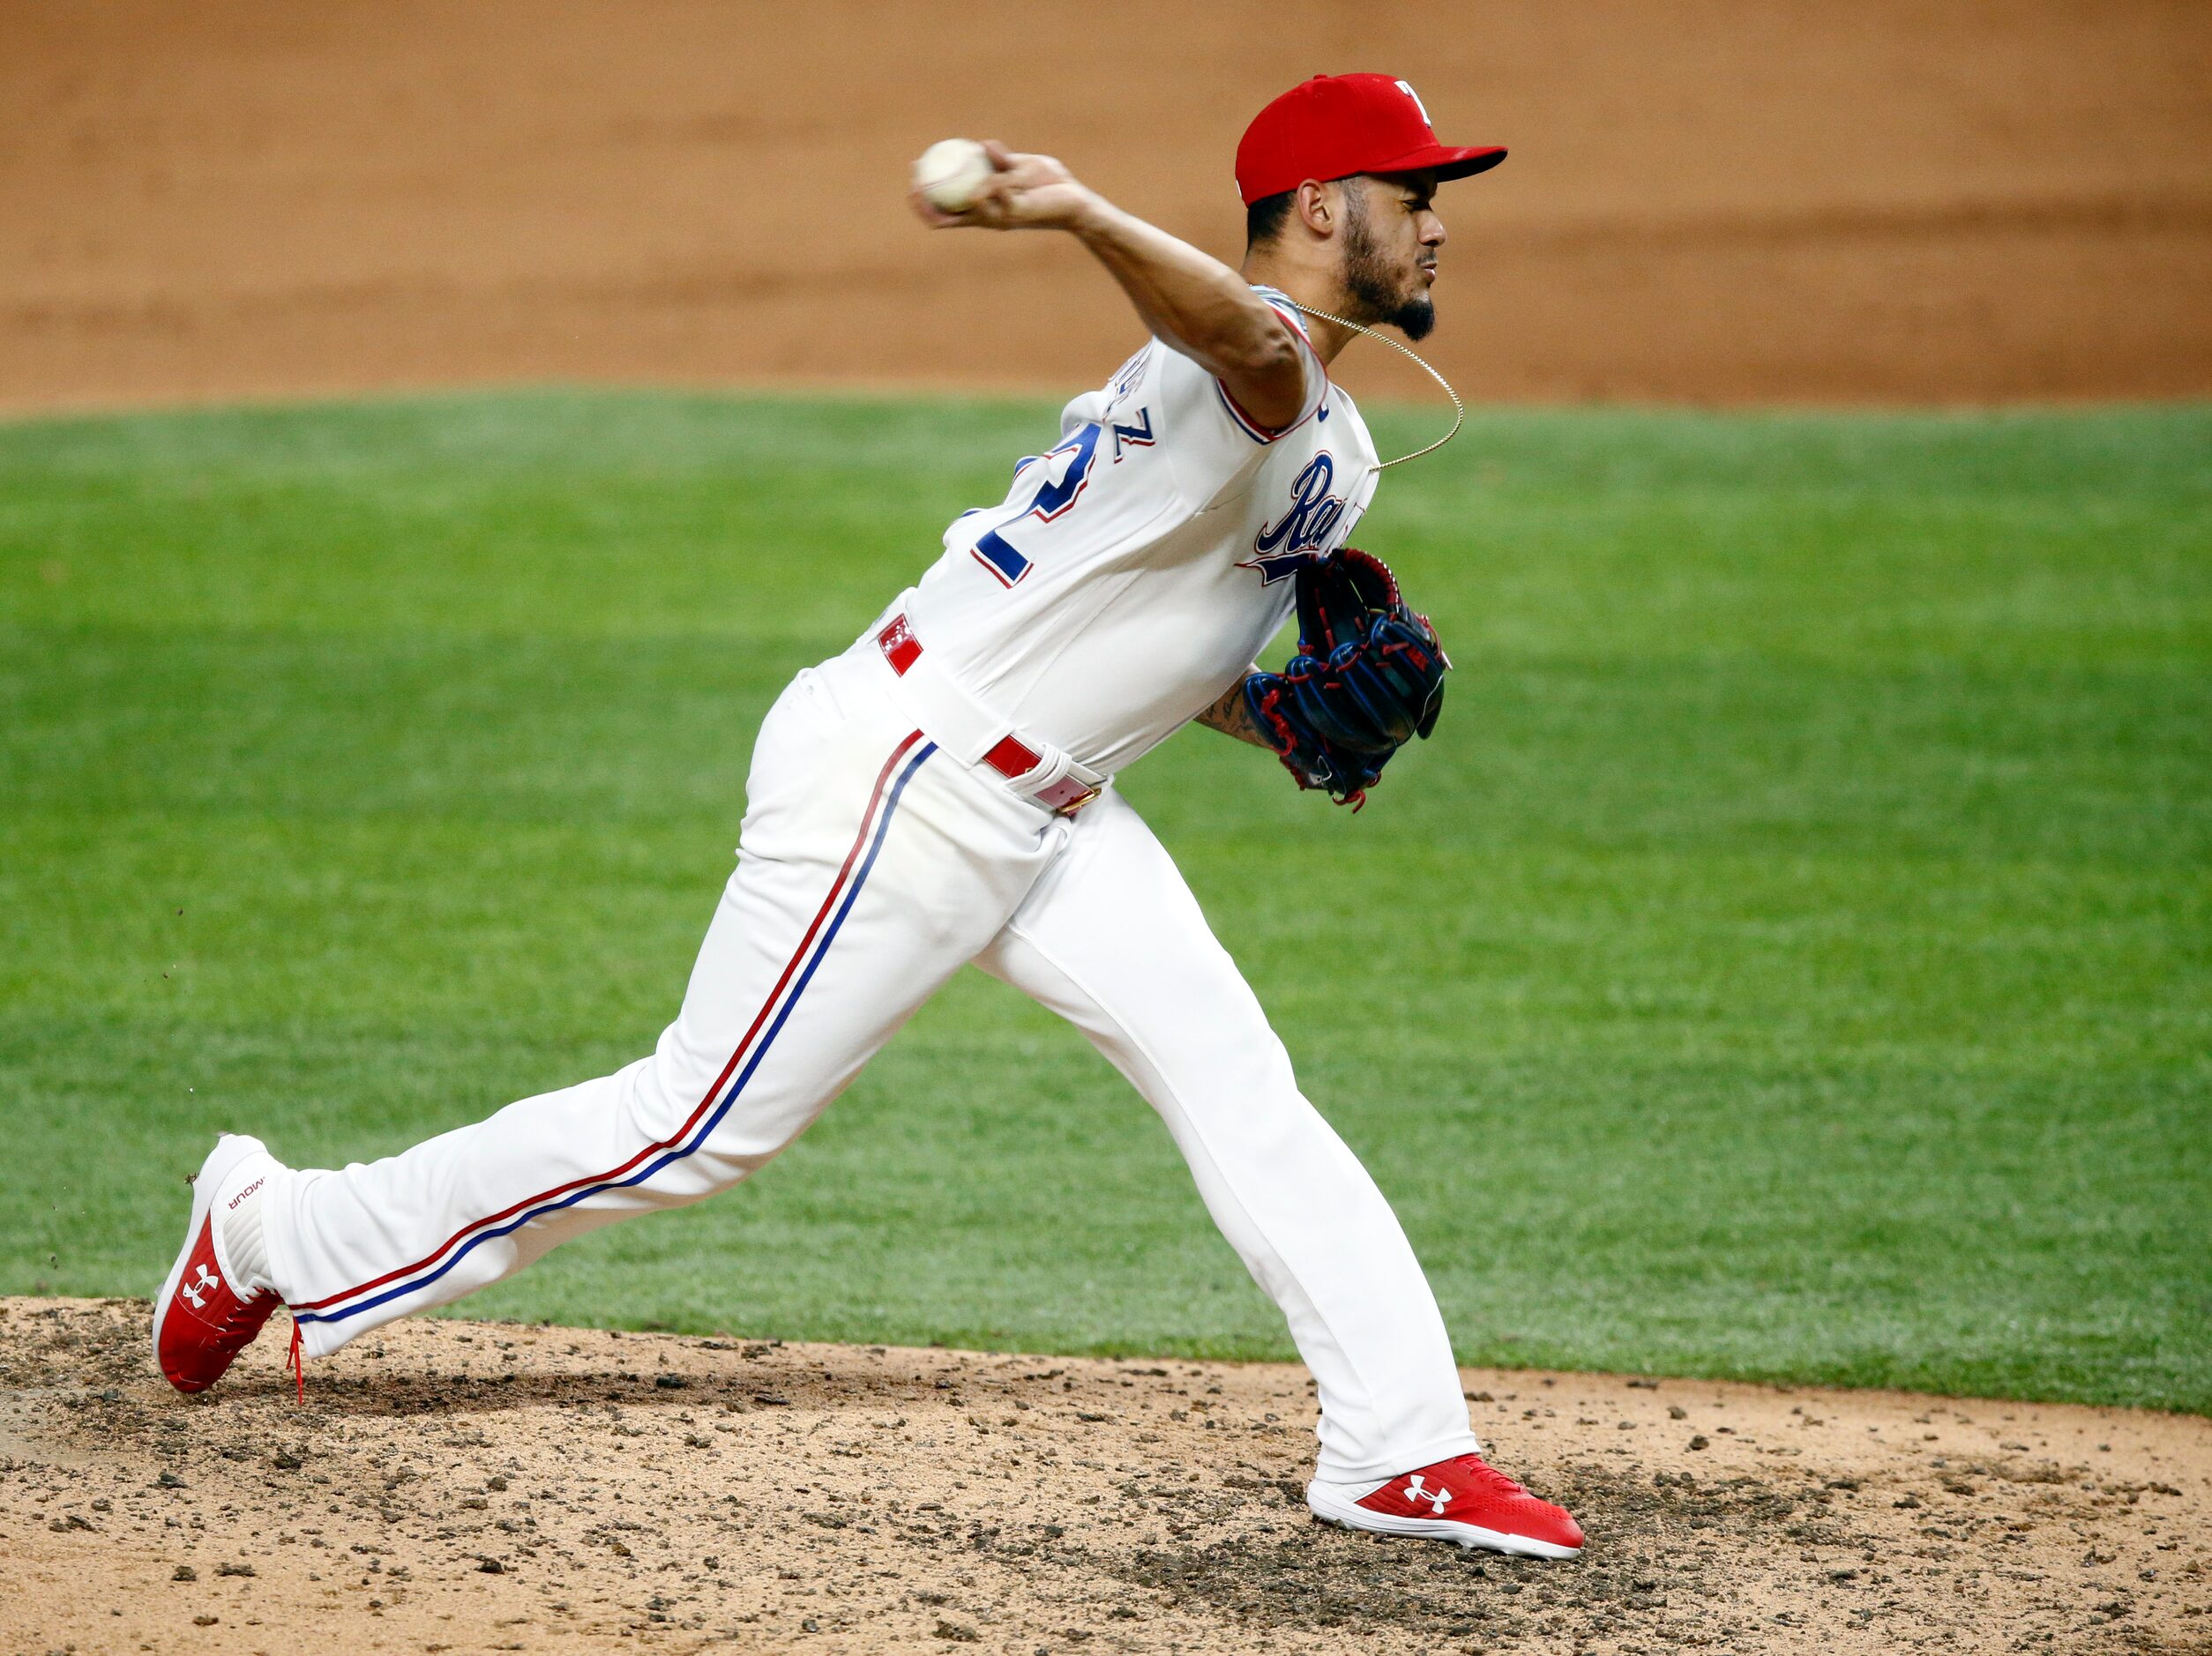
[3,392,2207,1413]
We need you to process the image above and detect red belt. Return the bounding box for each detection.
[876,615,1101,815]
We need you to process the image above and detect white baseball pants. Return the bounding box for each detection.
[261,637,1478,1481]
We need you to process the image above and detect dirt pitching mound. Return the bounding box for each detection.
[3,1298,2205,1654]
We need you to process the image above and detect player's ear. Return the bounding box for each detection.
[1294,179,1338,240]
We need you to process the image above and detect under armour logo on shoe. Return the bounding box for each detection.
[1405,1473,1453,1514]
[181,1262,220,1310]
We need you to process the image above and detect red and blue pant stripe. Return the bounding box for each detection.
[288,731,936,1331]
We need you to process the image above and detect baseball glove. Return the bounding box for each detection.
[1241,548,1450,809]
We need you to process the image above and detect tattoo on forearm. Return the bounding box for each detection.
[1197,677,1274,750]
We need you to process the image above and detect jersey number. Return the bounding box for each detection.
[972,422,1102,586]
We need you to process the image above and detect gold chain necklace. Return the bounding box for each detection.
[1288,302,1465,469]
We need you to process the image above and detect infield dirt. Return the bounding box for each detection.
[4,0,2209,413]
[4,1298,2205,1654]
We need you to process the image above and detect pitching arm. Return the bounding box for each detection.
[911,143,1307,431]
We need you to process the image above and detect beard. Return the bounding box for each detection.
[1341,189,1437,341]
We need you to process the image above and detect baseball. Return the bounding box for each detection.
[913,138,994,213]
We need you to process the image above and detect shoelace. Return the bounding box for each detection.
[1464,1458,1532,1499]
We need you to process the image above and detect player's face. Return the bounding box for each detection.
[1340,173,1446,341]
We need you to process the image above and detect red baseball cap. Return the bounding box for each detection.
[1235,74,1506,206]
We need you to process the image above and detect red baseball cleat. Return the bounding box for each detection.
[153,1134,286,1394]
[1307,1451,1585,1558]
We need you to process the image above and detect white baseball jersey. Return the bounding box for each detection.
[900,286,1381,776]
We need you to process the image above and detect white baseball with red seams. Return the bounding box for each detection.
[912,138,995,213]
[213,288,1476,1488]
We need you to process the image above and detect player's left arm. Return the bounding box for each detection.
[912,143,1311,431]
[1195,671,1273,750]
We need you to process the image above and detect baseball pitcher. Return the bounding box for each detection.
[154,74,1583,1559]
